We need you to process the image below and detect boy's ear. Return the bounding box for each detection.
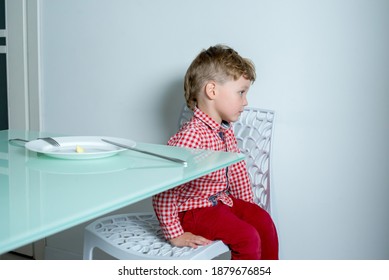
[205,81,217,100]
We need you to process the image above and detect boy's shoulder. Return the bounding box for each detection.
[180,116,212,135]
[168,117,210,148]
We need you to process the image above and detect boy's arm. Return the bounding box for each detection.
[153,188,211,248]
[154,123,212,246]
[152,189,184,239]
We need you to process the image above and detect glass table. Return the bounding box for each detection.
[0,130,245,255]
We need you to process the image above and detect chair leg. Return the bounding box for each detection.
[83,232,94,260]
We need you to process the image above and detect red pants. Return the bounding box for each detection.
[178,196,279,260]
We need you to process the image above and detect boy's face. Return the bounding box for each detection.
[214,75,251,123]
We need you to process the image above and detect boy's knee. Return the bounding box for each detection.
[229,225,261,259]
[235,224,261,247]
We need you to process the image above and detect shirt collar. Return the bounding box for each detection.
[193,107,231,131]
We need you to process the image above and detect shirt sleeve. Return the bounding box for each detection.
[152,188,184,240]
[167,126,203,149]
[153,126,203,240]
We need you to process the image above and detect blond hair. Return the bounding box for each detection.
[184,45,256,110]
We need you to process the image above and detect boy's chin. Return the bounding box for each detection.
[229,115,241,122]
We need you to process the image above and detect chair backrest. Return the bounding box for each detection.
[178,106,275,213]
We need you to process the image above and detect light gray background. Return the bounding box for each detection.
[39,0,388,259]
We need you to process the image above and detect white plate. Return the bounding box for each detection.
[25,136,136,160]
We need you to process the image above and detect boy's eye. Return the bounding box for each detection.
[238,91,245,96]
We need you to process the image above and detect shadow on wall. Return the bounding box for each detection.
[158,77,186,143]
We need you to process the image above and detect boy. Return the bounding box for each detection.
[152,45,278,260]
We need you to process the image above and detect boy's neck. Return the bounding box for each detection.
[197,103,222,124]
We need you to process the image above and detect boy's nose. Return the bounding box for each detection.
[242,96,248,106]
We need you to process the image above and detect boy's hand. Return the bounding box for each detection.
[170,232,212,248]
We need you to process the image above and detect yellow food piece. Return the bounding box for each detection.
[75,145,85,153]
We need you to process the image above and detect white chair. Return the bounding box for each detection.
[83,106,275,260]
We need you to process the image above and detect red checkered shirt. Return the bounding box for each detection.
[152,108,253,240]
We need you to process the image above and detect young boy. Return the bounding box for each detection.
[152,45,279,260]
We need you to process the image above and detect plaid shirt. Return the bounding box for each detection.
[152,108,253,240]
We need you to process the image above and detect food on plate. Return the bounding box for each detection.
[75,145,85,153]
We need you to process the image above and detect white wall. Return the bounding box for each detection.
[40,0,389,259]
